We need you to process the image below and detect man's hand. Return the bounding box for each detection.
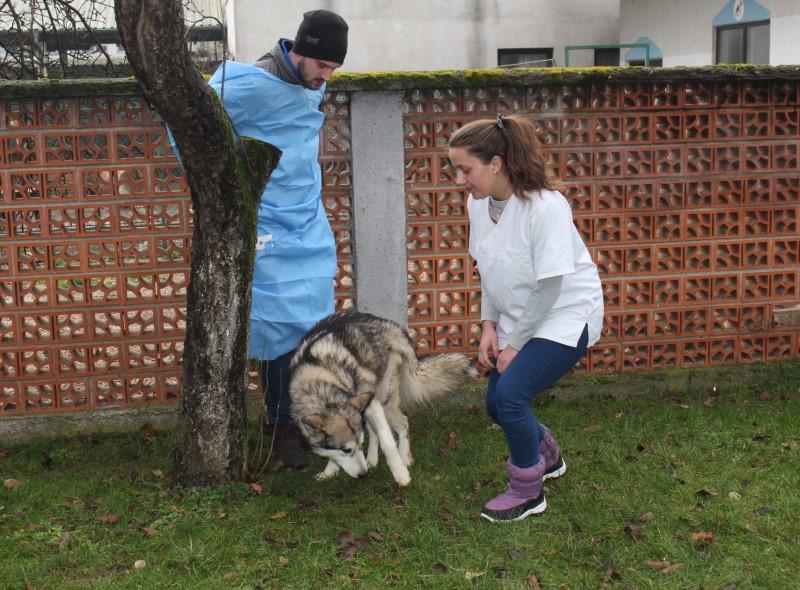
[479,321,499,370]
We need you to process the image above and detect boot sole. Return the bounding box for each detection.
[480,496,547,523]
[543,456,566,481]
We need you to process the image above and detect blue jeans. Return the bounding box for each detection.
[486,325,589,468]
[260,350,294,425]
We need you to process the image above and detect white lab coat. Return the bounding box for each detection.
[468,189,603,350]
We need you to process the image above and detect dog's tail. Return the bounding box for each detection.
[398,351,479,408]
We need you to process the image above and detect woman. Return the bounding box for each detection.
[449,114,604,523]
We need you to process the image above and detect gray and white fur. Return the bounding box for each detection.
[290,311,477,486]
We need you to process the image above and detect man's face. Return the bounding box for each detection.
[296,56,342,89]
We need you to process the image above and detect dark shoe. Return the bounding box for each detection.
[539,425,567,481]
[274,423,307,469]
[481,458,547,523]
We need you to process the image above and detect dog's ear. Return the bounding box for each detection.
[350,392,373,413]
[302,414,326,431]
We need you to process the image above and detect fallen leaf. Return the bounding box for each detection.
[437,507,454,521]
[368,531,384,542]
[278,555,289,565]
[661,562,683,574]
[752,434,772,443]
[269,511,287,520]
[690,531,714,545]
[151,469,164,478]
[678,403,690,409]
[637,511,656,523]
[646,559,671,570]
[133,559,146,570]
[96,514,121,524]
[431,562,449,573]
[0,449,8,459]
[26,523,42,532]
[223,572,237,580]
[624,524,642,540]
[250,483,263,495]
[58,532,71,551]
[140,526,156,537]
[285,539,299,548]
[695,488,719,498]
[583,424,602,433]
[614,411,625,418]
[464,571,484,580]
[728,491,742,502]
[216,508,228,519]
[141,422,156,443]
[744,522,758,532]
[4,479,21,489]
[14,508,26,518]
[447,432,458,450]
[525,571,543,590]
[703,397,716,407]
[601,563,621,588]
[758,390,773,402]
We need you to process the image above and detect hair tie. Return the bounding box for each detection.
[496,113,506,130]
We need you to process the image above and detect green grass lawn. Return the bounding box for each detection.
[2,360,799,589]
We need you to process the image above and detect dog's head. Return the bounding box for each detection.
[300,392,372,478]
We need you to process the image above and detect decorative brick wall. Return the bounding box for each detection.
[0,89,354,415]
[2,71,799,416]
[403,78,799,373]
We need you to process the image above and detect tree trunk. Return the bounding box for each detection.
[115,0,279,485]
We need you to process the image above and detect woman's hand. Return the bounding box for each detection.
[496,345,518,374]
[478,321,499,370]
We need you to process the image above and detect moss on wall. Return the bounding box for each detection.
[3,65,800,99]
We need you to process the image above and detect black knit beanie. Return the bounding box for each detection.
[293,9,349,64]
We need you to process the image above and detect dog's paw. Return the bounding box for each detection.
[314,470,336,481]
[403,453,414,467]
[395,472,412,487]
[367,455,379,468]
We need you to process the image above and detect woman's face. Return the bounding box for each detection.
[448,147,504,199]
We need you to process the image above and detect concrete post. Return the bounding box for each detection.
[349,91,408,327]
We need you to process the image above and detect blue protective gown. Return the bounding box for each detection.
[208,61,336,360]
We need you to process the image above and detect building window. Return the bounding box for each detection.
[716,20,769,64]
[498,48,554,68]
[595,48,620,67]
[628,58,663,67]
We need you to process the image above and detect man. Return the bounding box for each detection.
[207,10,348,468]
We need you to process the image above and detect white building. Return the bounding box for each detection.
[228,0,800,71]
[619,0,798,67]
[227,0,620,70]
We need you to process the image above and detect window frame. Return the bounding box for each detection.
[715,19,770,64]
[497,48,554,68]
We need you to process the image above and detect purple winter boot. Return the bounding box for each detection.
[480,458,546,523]
[539,424,566,481]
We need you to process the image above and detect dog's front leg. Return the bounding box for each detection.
[366,421,379,468]
[364,399,411,486]
[315,459,341,480]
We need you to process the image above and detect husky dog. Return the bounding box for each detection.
[290,311,476,486]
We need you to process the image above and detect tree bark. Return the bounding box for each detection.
[114,0,279,485]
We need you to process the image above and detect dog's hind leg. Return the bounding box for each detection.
[366,421,379,468]
[315,459,341,481]
[365,399,411,486]
[385,395,413,467]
